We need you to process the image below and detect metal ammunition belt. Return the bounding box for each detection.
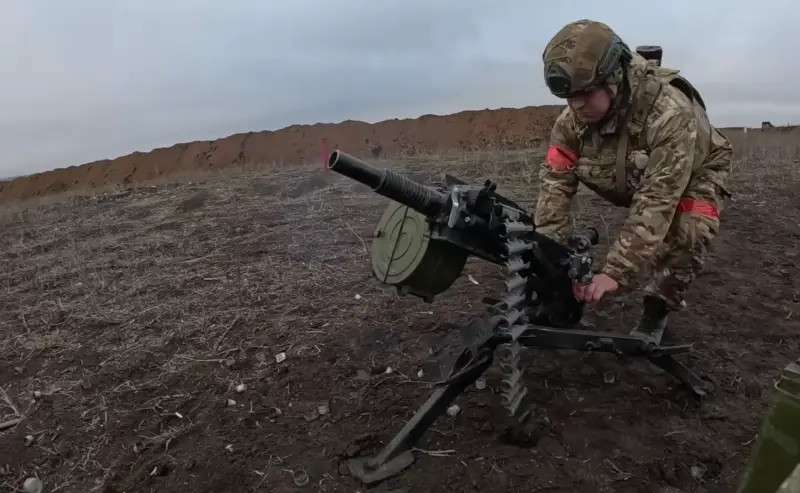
[488,216,535,417]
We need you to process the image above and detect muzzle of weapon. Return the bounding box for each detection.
[328,150,447,217]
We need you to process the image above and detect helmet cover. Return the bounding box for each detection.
[543,19,631,98]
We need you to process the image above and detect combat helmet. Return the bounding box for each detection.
[542,19,632,98]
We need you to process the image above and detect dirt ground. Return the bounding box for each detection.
[0,149,798,493]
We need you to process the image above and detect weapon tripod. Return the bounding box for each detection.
[322,149,712,486]
[346,222,711,486]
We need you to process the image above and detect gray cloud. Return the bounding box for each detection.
[0,0,794,176]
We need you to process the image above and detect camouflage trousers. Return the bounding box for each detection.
[642,178,726,311]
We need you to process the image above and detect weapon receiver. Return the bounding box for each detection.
[328,149,597,327]
[326,149,711,486]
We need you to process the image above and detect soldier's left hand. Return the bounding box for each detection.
[573,273,619,303]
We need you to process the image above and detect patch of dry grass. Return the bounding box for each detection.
[0,132,797,491]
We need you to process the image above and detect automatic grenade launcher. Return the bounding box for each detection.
[326,150,710,486]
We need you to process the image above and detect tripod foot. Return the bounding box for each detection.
[648,353,712,398]
[346,451,415,486]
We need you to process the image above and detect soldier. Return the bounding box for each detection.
[535,19,732,344]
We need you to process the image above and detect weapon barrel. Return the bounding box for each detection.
[328,150,448,216]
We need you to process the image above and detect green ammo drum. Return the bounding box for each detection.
[371,201,468,302]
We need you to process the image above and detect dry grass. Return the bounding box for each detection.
[0,160,459,491]
[0,130,797,492]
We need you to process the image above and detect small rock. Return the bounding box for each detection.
[227,399,237,407]
[235,383,247,393]
[690,463,707,480]
[447,405,460,417]
[475,377,486,390]
[24,435,35,447]
[22,477,42,493]
[317,402,330,415]
[275,352,287,363]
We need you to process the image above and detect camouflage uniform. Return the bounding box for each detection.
[536,20,732,334]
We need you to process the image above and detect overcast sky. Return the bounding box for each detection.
[0,0,795,177]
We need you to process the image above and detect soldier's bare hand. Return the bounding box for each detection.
[573,273,619,303]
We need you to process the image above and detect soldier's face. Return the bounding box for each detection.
[567,88,612,123]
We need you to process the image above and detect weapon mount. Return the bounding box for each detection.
[327,150,712,486]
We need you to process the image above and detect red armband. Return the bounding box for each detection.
[546,145,578,172]
[677,199,719,220]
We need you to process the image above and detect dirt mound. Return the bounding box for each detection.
[2,104,797,207]
[0,105,565,205]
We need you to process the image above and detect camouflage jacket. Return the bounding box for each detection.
[534,53,733,287]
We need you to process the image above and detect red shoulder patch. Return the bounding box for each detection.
[546,145,578,172]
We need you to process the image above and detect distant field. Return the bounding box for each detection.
[0,133,798,492]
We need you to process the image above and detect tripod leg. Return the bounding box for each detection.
[347,350,492,485]
[647,354,711,397]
